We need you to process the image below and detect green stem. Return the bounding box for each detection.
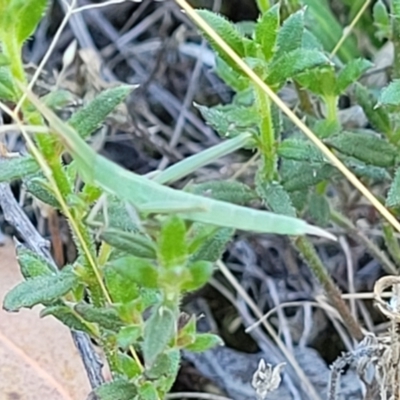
[294,236,364,341]
[255,85,276,181]
[325,95,338,124]
[383,222,400,269]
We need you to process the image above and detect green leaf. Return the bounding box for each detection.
[145,349,180,380]
[0,66,16,101]
[68,85,134,139]
[275,9,304,55]
[296,66,336,97]
[185,333,223,352]
[0,156,39,183]
[6,0,48,44]
[326,131,398,167]
[3,267,77,311]
[354,83,391,136]
[100,229,157,259]
[268,49,329,86]
[104,266,140,303]
[281,161,336,191]
[181,261,213,292]
[254,4,280,61]
[40,305,94,335]
[335,59,372,94]
[256,181,296,217]
[196,10,245,72]
[23,174,60,208]
[116,353,141,379]
[74,303,124,330]
[378,80,400,107]
[89,380,137,400]
[196,103,259,139]
[190,226,234,262]
[387,167,400,207]
[137,382,159,400]
[41,89,76,110]
[189,180,257,205]
[278,138,325,162]
[16,244,54,279]
[0,53,9,67]
[373,0,390,40]
[307,193,330,227]
[343,156,390,181]
[143,303,176,367]
[117,325,142,350]
[110,256,159,288]
[158,216,188,269]
[214,57,249,92]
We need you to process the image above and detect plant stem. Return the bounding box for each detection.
[293,236,364,341]
[383,222,400,269]
[325,95,338,124]
[255,85,276,181]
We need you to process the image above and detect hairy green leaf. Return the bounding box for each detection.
[307,193,330,227]
[197,10,245,72]
[379,80,400,107]
[104,266,140,303]
[0,66,16,100]
[158,216,188,269]
[117,325,142,350]
[326,131,398,167]
[255,4,280,61]
[143,303,176,368]
[257,181,296,217]
[296,66,336,97]
[387,167,400,207]
[268,49,329,86]
[190,226,234,262]
[3,267,77,311]
[181,261,213,292]
[5,0,48,44]
[335,59,372,94]
[110,256,159,288]
[185,333,223,352]
[373,0,390,40]
[100,229,157,259]
[68,85,134,139]
[16,244,54,279]
[23,174,60,208]
[116,353,141,379]
[0,156,39,183]
[74,303,124,330]
[278,138,325,162]
[343,156,390,181]
[40,305,94,335]
[214,57,250,92]
[145,349,180,381]
[275,9,304,55]
[88,380,137,400]
[354,83,391,136]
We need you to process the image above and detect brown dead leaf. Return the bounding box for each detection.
[0,238,91,400]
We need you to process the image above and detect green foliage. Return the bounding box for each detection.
[68,85,134,139]
[386,167,400,207]
[143,303,176,368]
[185,333,224,352]
[197,9,245,71]
[326,131,398,168]
[3,267,78,311]
[0,156,39,183]
[379,80,400,107]
[373,0,391,40]
[16,244,54,279]
[89,380,138,400]
[255,5,280,61]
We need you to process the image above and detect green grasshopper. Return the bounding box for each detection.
[24,89,335,241]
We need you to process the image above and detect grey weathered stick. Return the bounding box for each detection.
[0,181,104,388]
